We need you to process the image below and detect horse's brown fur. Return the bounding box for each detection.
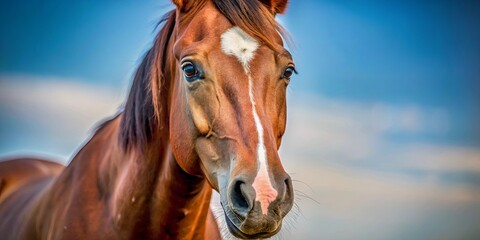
[0,0,293,239]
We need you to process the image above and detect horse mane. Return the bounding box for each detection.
[119,0,286,151]
[119,10,176,151]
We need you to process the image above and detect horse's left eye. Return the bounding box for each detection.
[282,66,296,80]
[181,62,201,82]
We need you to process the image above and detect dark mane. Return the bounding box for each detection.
[119,11,176,151]
[119,0,286,151]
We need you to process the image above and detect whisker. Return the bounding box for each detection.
[274,198,303,240]
[294,189,320,205]
[291,179,315,194]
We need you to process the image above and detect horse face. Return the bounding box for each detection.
[169,0,294,238]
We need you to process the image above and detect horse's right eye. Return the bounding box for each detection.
[181,62,201,82]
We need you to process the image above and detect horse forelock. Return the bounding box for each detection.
[212,0,288,51]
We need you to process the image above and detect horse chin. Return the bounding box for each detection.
[222,207,282,239]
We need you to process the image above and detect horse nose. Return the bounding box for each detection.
[228,174,294,219]
[228,177,255,219]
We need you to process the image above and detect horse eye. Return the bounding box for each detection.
[182,62,200,81]
[282,66,296,80]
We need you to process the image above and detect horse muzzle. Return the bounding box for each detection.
[220,174,294,239]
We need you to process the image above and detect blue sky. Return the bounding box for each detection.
[0,0,162,86]
[1,1,479,239]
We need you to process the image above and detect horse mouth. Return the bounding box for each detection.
[222,208,281,239]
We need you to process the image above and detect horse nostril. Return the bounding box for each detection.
[285,176,293,197]
[234,181,248,209]
[230,179,251,219]
[280,175,294,213]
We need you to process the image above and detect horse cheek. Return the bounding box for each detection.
[170,105,202,176]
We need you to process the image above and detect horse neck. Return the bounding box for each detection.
[107,130,212,239]
[25,11,211,239]
[149,146,213,238]
[107,27,212,238]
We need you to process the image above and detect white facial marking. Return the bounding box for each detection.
[249,73,278,214]
[221,27,278,215]
[220,26,259,70]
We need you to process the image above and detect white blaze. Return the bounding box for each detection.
[221,27,278,215]
[221,27,259,70]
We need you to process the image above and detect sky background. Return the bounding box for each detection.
[1,0,479,239]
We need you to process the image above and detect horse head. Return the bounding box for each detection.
[168,0,295,238]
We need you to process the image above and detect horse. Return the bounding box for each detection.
[0,0,296,239]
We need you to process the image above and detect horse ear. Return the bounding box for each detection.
[171,0,195,12]
[258,0,289,14]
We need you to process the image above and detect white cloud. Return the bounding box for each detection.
[281,93,480,179]
[0,74,124,160]
[396,144,480,173]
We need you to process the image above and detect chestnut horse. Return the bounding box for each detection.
[0,0,295,239]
